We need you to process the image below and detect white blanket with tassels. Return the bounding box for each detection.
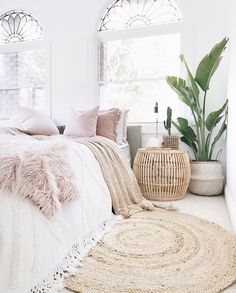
[0,135,112,293]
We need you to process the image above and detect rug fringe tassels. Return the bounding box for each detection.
[29,216,121,293]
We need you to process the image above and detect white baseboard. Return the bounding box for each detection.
[225,185,236,232]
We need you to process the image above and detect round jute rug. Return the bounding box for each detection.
[65,210,236,293]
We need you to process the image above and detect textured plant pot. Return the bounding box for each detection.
[162,135,179,150]
[189,161,224,196]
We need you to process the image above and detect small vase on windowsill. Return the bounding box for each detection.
[162,107,180,150]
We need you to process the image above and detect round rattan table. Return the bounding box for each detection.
[133,148,190,201]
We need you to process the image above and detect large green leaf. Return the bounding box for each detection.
[195,38,229,91]
[205,100,228,131]
[166,77,199,115]
[172,118,197,153]
[173,119,198,159]
[180,54,200,100]
[177,117,197,142]
[212,120,227,145]
[167,77,191,106]
[180,137,198,154]
[209,120,227,160]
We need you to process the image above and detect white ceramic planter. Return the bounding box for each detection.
[189,161,224,196]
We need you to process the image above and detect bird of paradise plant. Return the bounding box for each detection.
[167,37,228,161]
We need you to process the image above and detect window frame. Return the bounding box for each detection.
[0,9,52,121]
[98,22,183,81]
[97,21,184,126]
[0,39,52,120]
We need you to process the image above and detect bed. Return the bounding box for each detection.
[117,142,131,165]
[57,125,143,166]
[0,134,112,293]
[0,126,142,293]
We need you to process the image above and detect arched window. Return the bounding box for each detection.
[0,10,43,45]
[99,0,182,31]
[0,10,47,120]
[98,0,183,124]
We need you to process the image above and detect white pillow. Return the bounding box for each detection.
[122,109,129,143]
[115,109,129,145]
[10,107,59,136]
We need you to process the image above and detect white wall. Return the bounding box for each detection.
[0,0,231,157]
[225,1,236,231]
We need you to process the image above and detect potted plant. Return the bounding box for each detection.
[167,37,228,196]
[162,107,179,149]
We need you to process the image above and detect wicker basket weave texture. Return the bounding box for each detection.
[133,148,190,201]
[162,135,179,150]
[189,161,224,196]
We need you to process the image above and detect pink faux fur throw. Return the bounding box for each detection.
[0,141,79,218]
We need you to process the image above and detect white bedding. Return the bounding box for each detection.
[0,140,112,293]
[117,142,131,165]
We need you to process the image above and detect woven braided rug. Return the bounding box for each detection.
[65,210,236,293]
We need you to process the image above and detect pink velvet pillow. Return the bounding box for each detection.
[64,106,99,137]
[10,107,59,136]
[97,108,121,141]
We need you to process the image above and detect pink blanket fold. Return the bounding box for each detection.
[0,141,79,218]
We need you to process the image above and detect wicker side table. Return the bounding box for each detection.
[133,148,190,201]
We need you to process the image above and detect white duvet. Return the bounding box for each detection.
[0,140,112,293]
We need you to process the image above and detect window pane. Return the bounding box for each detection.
[100,80,183,122]
[100,34,181,81]
[0,49,45,118]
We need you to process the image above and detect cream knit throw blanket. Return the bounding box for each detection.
[72,136,172,218]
